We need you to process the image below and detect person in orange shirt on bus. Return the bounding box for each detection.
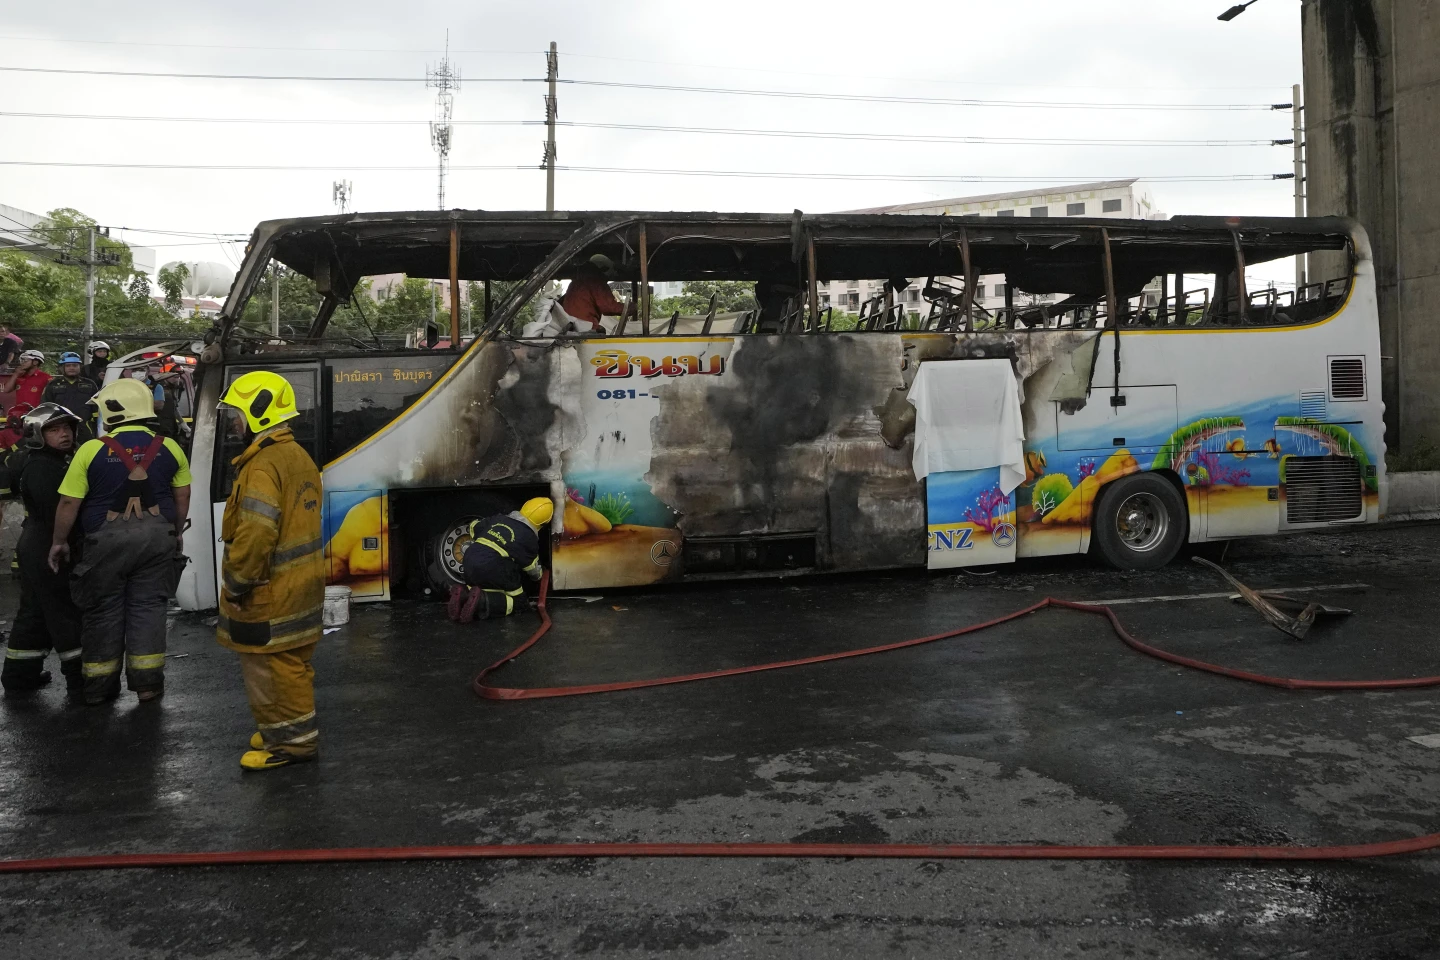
[559,255,625,331]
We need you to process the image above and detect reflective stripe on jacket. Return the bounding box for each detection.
[218,426,325,654]
[470,513,541,579]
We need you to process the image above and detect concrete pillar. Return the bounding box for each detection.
[1302,0,1440,452]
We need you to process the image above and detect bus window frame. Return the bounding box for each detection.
[322,352,460,464]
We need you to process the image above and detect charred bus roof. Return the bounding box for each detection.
[217,209,1356,346]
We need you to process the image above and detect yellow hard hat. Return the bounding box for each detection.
[90,377,156,428]
[220,370,299,433]
[520,497,554,528]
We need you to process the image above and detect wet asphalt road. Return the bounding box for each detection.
[3,524,1440,958]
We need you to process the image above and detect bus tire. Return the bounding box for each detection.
[1091,473,1186,571]
[412,492,512,599]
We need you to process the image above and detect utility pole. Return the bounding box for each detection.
[544,42,558,212]
[1292,82,1307,295]
[270,261,281,337]
[58,225,120,359]
[426,32,460,210]
[84,228,96,356]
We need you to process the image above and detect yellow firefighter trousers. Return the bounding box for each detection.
[237,642,318,759]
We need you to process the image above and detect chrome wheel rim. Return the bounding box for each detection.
[438,518,480,581]
[1114,492,1169,552]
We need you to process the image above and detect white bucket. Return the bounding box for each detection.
[323,585,352,627]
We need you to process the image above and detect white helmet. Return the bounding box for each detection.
[19,349,43,363]
[90,341,110,354]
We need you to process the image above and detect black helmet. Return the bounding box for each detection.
[21,403,81,450]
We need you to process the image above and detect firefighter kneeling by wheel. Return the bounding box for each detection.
[447,497,552,624]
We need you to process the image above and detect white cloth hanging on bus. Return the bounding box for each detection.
[521,297,590,338]
[906,358,1026,493]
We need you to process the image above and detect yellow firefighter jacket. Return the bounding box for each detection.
[218,426,325,654]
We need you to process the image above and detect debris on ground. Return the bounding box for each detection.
[1192,556,1352,640]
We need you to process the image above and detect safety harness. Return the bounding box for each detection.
[99,434,167,522]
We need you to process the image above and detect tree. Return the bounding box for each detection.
[237,265,324,336]
[652,280,756,318]
[374,277,441,334]
[0,208,183,356]
[235,266,383,342]
[156,263,189,312]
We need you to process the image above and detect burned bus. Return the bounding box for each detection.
[174,210,1382,610]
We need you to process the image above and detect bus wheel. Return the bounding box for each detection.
[411,493,511,598]
[421,516,483,596]
[1091,473,1186,570]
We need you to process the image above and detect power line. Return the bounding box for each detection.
[0,65,529,82]
[0,34,511,54]
[0,159,1294,183]
[559,79,1283,111]
[555,166,1295,184]
[0,209,246,239]
[0,66,1285,110]
[558,52,1292,93]
[0,35,1293,91]
[0,110,1292,147]
[565,123,1287,148]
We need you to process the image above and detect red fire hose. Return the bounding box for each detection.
[4,573,1439,875]
[474,575,1440,699]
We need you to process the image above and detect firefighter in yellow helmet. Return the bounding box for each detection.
[446,497,552,623]
[216,371,325,770]
[49,378,191,705]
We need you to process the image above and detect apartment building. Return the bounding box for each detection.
[832,179,1165,322]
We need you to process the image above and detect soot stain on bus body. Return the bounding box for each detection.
[445,341,521,484]
[648,334,916,568]
[490,343,559,477]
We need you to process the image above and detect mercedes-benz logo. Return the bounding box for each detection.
[991,523,1016,548]
[650,539,677,566]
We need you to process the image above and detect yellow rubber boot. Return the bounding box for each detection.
[249,732,264,749]
[240,749,307,771]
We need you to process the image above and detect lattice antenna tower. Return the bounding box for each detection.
[333,180,353,214]
[426,31,461,209]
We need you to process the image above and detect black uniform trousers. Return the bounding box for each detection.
[1,525,82,692]
[460,542,526,617]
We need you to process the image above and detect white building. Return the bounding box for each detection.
[153,296,223,320]
[831,179,1166,322]
[0,202,157,275]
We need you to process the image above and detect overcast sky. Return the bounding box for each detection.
[1,0,1304,279]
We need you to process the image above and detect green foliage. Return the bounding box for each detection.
[374,277,441,334]
[239,265,323,337]
[592,491,634,526]
[0,208,184,357]
[652,280,756,319]
[458,279,548,336]
[1031,474,1074,518]
[236,267,381,341]
[156,263,189,311]
[828,311,861,332]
